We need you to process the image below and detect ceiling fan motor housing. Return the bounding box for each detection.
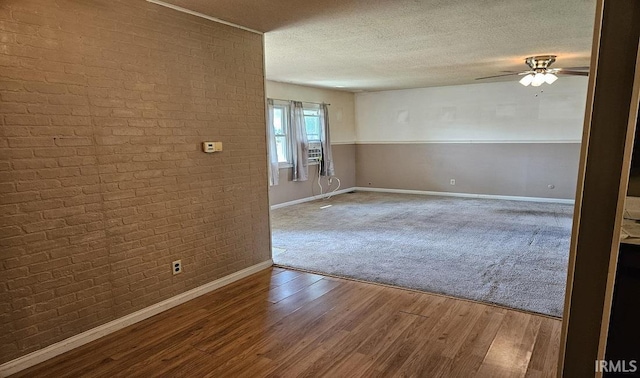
[474,54,587,81]
[525,55,557,73]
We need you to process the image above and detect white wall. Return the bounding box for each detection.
[266,81,356,143]
[355,76,589,143]
[266,77,588,201]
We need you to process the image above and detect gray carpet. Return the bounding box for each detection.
[271,191,573,317]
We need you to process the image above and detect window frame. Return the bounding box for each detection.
[271,101,292,167]
[303,106,322,143]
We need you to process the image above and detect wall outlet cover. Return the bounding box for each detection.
[172,260,182,275]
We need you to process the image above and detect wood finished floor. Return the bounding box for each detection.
[15,267,561,378]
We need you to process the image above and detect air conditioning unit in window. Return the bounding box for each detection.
[308,142,322,163]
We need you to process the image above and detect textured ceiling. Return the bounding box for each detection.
[162,0,597,91]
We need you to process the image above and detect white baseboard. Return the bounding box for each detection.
[355,187,575,205]
[0,259,273,377]
[270,187,356,210]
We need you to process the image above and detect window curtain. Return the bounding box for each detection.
[266,99,279,186]
[290,101,309,181]
[319,103,335,177]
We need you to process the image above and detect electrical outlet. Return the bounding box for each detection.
[450,179,456,185]
[172,260,182,275]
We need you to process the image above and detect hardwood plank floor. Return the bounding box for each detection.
[13,268,561,378]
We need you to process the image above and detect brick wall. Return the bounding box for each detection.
[0,0,270,363]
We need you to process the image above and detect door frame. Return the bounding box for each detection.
[559,0,640,376]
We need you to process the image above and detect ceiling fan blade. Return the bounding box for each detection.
[475,72,522,80]
[557,70,589,76]
[558,66,590,71]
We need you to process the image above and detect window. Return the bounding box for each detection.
[272,104,290,164]
[303,108,321,142]
[269,100,324,165]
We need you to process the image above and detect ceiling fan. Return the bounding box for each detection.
[476,55,589,86]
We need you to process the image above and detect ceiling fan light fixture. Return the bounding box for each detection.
[544,73,558,84]
[476,55,587,85]
[531,72,546,87]
[519,74,534,86]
